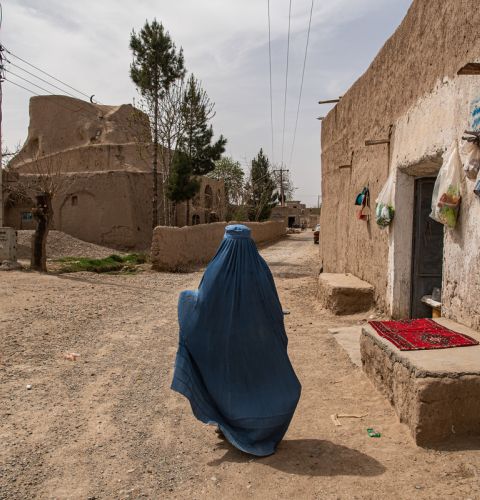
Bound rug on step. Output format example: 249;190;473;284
368;318;479;351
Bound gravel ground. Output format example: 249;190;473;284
2;233;480;499
16;230;126;261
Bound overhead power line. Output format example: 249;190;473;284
2;45;93;100
4;77;40;96
6;59;81;99
5;68;66;97
288;0;314;167
280;0;292;168
5;74;96;120
267;0;274;164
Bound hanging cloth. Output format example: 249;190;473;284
171;224;301;456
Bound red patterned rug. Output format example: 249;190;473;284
368;319;479;351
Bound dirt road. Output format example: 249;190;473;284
2;233;480;499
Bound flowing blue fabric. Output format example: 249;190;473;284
171;224;301;456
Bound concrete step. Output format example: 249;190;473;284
318;273;374;314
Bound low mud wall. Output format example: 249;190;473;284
151;221;285;271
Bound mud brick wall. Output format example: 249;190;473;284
320;0;480;323
150;221;285;271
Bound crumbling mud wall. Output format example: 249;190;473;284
361;325;480;446
6;171;156;250
4;95;227;250
9;95;151;164
151;221;285;271
320;0;480;322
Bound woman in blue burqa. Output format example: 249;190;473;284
171;224;301;457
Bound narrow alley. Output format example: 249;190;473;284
2;234;480;499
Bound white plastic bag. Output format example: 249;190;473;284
375;172;395;228
461;140;480;180
430;141;462;229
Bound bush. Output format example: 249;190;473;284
56;254;147;274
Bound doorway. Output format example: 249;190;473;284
410;178;444;318
288;216;295;228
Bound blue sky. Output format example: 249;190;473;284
3;0;412;206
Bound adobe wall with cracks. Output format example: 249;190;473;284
320;0;480;326
361;326;480;446
6;171;155;250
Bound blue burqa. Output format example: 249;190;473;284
171;224;301;456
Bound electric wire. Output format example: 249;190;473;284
4;77;40;96
5;59;81;100
267;0;274;164
5;68;71;97
280;0;292;168
5;73;96;120
2;45;92;100
288;0;314;167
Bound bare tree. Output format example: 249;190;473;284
130;83;186;226
157;80;187;225
4;152;74;271
2;143;22;168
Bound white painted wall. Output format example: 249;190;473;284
387;76;480;328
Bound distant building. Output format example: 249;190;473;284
3;96;225;250
270;200;319;228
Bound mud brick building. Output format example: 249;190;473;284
4;96;225;250
320;0;480;330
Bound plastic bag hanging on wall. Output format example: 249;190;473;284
355;187;370;221
474;179;480;198
375;172;395;228
430;141;462;229
461;141;480;180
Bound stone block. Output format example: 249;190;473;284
318;273;374;314
0;227;17;262
361;318;480;447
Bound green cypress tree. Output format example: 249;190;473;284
246;149;278;221
167;74;227;224
130;19;186;228
166;152;200;226
179;75;227;176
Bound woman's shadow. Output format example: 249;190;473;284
208;438;385;477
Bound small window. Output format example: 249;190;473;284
21;212;33;221
71;195;78;206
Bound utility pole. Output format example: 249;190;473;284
273;166;289;207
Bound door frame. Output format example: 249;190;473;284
386;159;443;318
409;177;444;318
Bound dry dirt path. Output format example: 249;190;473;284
2;233;480;499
